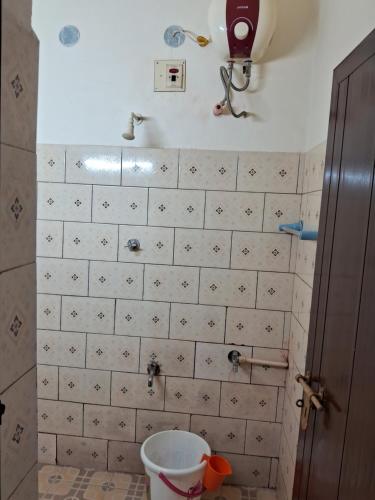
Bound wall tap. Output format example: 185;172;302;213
147;361;161;387
228;350;241;373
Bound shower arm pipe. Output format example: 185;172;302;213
239;355;289;369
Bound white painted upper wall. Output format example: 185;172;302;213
305;0;375;149
32;0;317;152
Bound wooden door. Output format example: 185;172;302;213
294;29;375;499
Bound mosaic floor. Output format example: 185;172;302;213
38;465;278;500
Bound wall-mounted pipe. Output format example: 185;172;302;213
228;350;289;372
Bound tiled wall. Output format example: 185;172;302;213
36;145;302;487
0;1;39;499
277;143;326;499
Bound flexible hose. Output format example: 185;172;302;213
219;61;251;118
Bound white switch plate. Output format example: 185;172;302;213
154;59;186;92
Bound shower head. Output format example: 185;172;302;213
122;113;144;141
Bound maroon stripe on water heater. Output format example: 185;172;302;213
226;0;260;59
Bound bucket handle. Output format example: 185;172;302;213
158;473;205;498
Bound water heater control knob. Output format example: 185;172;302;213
234;21;250;41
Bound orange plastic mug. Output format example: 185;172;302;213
201;454;232;491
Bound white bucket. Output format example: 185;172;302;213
140;430;211;500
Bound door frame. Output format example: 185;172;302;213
293;28;375;499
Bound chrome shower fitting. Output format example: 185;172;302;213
228;350;241;373
147;361;161;387
125;239;141;251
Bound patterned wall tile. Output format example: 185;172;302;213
66;146;121;185
276;388;285;423
205;191;264;231
178;149;238;191
289;315;308;373
300;192;321;231
115;299;170;338
89;261;144;299
37;257;88;296
263;194;301;233
174;228;231;268
122;147;179;188
84;404;136;441
251;348;288;387
37;365;58;400
59;367;111;405
61;296;115;334
278;430;295;499
245;421;281;458
38;399;83;436
86;334;140;372
295;239;317;287
302;142;326;193
170;303;225;343
111;373;165;411
140;338;195;377
37;144;66;183
191;415;246;454
37;220;63;258
0;145;36;271
108;441;144;474
64;222;118;261
195;343;252;383
220;382;278;421
37;183;92;222
292;275;313;332
37;330;86;368
225;308;284;348
118;225;174;265
282;396;300;466
37;294;61;331
144;264;199;303
231;232;291;272
0;264;36;392
221;452;271;488
148;188;205;228
57;435;107;470
92;185;148;224
199;268;257;308
256;272;294;312
136;410;190;443
237;152;299;194
165;377;220;416
38;433;56;465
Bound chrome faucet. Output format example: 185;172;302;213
147;361;161;387
228;350;241;373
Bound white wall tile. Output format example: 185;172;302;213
263;194;301;233
115;300;170;338
195;343;252;383
220;382;278;421
140;338;195;377
144;265;199;303
37;330;86;368
237;152;299;194
174;229;231;268
136;410;190;443
38;399;83;436
84;404;136;441
57;435;107;470
86;334;140;372
37;293;61;331
165;377;220;416
37;257;88;296
92;185;148;224
111;372;165;411
276;388;285;423
37;365;58;400
199;268;257;308
37;144;65;182
89;261;144;299
256;272;294;312
118;225;174;265
38;433;56;465
63;222;118;261
292;275;313;331
122;147;178;188
66;145;121;185
148;188;205;228
170;303;225;343
190;415;246;454
300;192;321;231
231;232;291;272
61;296;115;334
226;308;284;348
251;348;288;387
205;191;264;231
221;453;271;488
59;367;111;405
178;149;237;191
37;183;92;222
295;239;317;287
37;220;63;257
245;421;282;458
302;142;326;193
289;315;308;373
108;441;143;474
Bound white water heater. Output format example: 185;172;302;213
209;0;277;62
